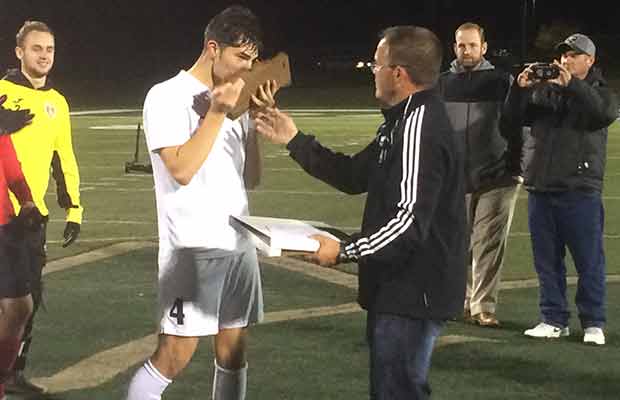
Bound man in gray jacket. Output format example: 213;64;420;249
438;22;523;327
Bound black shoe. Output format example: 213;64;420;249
5;371;47;395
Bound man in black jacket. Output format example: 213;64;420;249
505;33;618;345
256;26;466;400
438;22;523;327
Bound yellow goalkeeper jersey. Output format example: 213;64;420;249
0;70;83;223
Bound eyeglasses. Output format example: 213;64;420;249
368;62;410;73
368;62;394;72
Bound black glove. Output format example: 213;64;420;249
192;90;211;118
62;222;81;248
16;205;44;232
0;95;34;134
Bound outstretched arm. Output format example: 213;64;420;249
255;108;372;194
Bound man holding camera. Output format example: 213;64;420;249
505;34;618;345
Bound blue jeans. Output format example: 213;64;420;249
367;311;444;400
528;191;606;328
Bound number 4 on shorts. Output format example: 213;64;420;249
170;298;185;325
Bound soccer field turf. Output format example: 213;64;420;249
19;110;620;399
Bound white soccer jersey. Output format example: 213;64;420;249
143;70;252;251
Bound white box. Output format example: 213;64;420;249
230;215;348;257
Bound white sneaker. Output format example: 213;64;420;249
524;322;570;338
583;327;605;345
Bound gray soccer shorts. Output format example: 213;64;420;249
158;246;263;336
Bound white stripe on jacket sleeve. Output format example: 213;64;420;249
345;103;425;259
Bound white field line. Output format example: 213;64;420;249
80;182;132;187
78;167;153;172
77;187;360;194
72;108;379;117
42;240;620;293
71;109;142;115
509;231;620;239
81;151;134;155
35;241;618;393
284;108;377;113
79;115;141;119
263;255;358;289
99;177;151;181
46;237;157;245
31;323;493;394
89;125;139;130
41;215;620;240
73;182;620;204
292;114;380;119
80;187;154;192
49;219;155;225
39;232;620;242
84;132;140;137
43;241;154;276
501;274;620;289
262;255;620;290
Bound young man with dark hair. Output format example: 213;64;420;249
0;20;83;395
0;97;38;400
438;22;523;327
125;6;276;400
507;33;618;345
256;25;466;400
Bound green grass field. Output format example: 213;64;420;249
14;104;620;400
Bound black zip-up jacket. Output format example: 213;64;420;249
286;89;467;320
504;66;618;192
438;59;522;193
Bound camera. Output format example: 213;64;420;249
527;63;560;81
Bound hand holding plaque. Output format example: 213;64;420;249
228;52;292;120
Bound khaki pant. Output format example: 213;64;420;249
465;184;520;316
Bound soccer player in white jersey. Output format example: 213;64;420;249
126;6;276;400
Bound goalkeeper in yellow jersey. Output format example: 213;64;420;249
0;20;83;395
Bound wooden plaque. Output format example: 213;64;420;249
228;52;292;120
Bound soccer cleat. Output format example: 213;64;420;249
4;371;47;395
524;322;569;338
583;327;605;345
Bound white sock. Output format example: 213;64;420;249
126;359;172;400
212;360;247;400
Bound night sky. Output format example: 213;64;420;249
1;1;618;103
